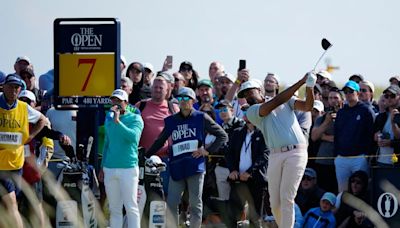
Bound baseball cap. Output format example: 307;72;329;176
389;76;400;83
179;61;193;71
218;73;235;83
313;100;324;112
320;80;337;88
349;74;364;82
304;168;317;178
342;80;360;92
316;70;332;81
360;80;375;93
143;62;154;73
20;67;35;77
237;80;260;98
383;85;400;95
110;89;128;101
4;74;25;87
156;72;174;83
177;87;196;100
321;192;336;206
18;90;36;102
215;99;233;109
197;79;213;88
15;56;31;64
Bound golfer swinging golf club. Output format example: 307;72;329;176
238;70;316;228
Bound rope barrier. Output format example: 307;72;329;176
48;153;399;162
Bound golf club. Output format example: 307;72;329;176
313;38;332;71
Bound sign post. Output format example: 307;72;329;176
54;17;120;171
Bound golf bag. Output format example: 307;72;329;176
56;137;99;228
124;148;167;228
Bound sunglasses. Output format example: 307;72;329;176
360;88;369;93
176;96;191;101
219;107;229;112
180;67;192;72
384;93;396;99
343;89;355;94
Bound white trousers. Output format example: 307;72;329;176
334;155;369;192
267;149;308;228
104;167;140;228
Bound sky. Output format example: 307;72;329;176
1;0;399;88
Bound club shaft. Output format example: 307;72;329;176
313;49;328;71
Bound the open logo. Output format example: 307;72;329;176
377;192;398;218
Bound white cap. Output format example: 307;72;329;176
237;80;261;98
313;100;324;112
15;56;31;64
143;62;154;72
361;80;375;93
316;70;332;81
110;89;128;101
18;90;36;102
219;73;235;83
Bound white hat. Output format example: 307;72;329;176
237;80;261;98
110;89;128;101
313;100;324;112
143;62;154;72
361;80;375;93
15;56;31;64
316;70;332;81
219;73;235;83
18;90;36;102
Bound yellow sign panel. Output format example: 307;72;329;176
59;53;115;96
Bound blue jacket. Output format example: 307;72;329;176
146;109;227;180
302;207;336;228
334;102;375;156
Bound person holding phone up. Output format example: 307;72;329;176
99;89;144;228
373;84;400;166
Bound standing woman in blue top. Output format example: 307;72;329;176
99;89;144;228
146;87;227;228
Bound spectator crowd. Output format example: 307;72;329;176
1;55;399;228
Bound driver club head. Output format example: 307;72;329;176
321;38;332;51
313;38;333;70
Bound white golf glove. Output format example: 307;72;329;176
306;71;317;88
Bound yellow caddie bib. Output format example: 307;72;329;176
0;101;29;170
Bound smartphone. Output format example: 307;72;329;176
166;55;173;69
239;59;246;71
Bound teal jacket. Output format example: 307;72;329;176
102;111;144;168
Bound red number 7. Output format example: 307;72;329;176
78;58;96;91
